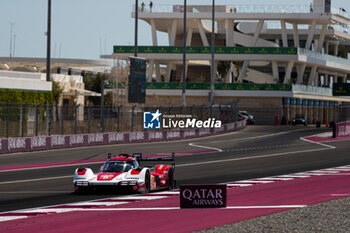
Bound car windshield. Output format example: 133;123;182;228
101;161;135;172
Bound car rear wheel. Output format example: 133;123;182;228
143;170;151;194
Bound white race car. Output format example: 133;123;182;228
73;153;175;193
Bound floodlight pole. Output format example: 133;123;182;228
46;0;51;82
210;0;215;105
182;0;187;107
134;0;138;57
9;22;15;58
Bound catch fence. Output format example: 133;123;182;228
0;102;238;138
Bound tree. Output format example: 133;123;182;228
52;80;64;121
83;72;112;105
52;80;64;105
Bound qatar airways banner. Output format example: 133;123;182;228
334;121;350;138
180;184;227;208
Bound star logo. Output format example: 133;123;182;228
150;110;162;123
143;110;162;129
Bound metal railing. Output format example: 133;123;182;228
292;85;332;96
132;4;348;17
337;103;350;122
132;4;310;13
132;3;349;31
298;48;350;67
0;102;239;138
331;6;349;18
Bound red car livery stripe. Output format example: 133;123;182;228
109;156;135;161
130;169;141;175
155;165;170;174
97;172;124;181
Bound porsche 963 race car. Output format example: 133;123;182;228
73;153;175;193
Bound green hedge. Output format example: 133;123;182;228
0;89;53;105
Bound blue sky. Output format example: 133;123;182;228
0;0;349;60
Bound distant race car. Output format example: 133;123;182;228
239;111;255;125
73;153;175;194
292;114;307;126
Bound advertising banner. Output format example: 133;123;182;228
114;46;298;55
180;184;227;208
335;121;350;138
333;83;350;96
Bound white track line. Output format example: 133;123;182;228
308;170;339;174
296;172;326;176
234;180;274;184
151;191;180;195
324;168;350;171
178;147;331;168
226;205;306;209
0;175;72;185
0;161;105;173
210;129;306;143
18;208;83;214
256;177;294;181
227;184;253;187
0;191;70;194
80;207;180;211
188;143;223;152
316;173;350;176
300;137;336;149
110;196;167;200
277;175;311;178
50;205;306;211
0;216;28;221
67;202;128;206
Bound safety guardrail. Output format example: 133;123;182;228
0;120;246;154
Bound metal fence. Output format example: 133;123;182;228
337;103;350;123
0;102;238;138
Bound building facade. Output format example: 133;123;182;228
108;0;350;124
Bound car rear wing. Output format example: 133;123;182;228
132;152;175;169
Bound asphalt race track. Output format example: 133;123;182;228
0;125;349;232
0;125;349;213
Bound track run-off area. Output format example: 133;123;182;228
0;125;349;232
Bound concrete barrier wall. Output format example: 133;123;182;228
334;121;350;138
0;120;246;155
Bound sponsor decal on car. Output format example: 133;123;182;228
151;175;156;189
